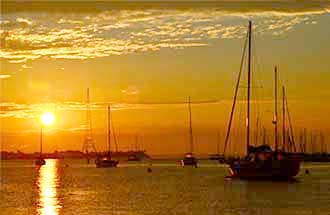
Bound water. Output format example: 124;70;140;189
1;159;330;215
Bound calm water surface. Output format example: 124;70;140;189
1;159;330;215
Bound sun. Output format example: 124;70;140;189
40;112;55;126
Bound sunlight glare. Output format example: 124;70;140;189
40;112;55;126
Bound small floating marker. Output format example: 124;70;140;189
305;169;310;175
147;167;152;173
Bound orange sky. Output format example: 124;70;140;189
1;1;330;154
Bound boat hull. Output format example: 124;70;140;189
181;157;198;167
228;157;301;180
95;159;119;168
35;158;46;166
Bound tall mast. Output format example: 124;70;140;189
320;131;324;153
310;131;314;154
135;135;138;151
111;114;119;153
217;132;220;154
222;23;248;155
303;128;307;153
246;20;252;154
274;66;278;153
262;126;266;145
82;88;97;157
188;96;193;153
107;105;111;155
284;90;297;152
299;132;304;153
282;86;286;152
40;127;43;157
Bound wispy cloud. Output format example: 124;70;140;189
121;86;139;96
0;5;329;62
0;74;11;79
16;17;32;26
0;100;223;119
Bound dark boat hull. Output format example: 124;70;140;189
228;157;301;180
127;154;141;161
181;157;198;167
95;159;119;168
35;158;46;166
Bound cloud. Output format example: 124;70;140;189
0;74;11;79
0;4;329;62
21;64;32;69
121;86;139;96
15;17;33;27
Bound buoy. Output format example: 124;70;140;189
147;167;152;173
305;169;310;175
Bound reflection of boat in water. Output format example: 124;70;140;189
95;105;119;168
224;21;300;180
181;97;198;167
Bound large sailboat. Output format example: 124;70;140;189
95;105;119;168
224;21;300;180
181;97;198;167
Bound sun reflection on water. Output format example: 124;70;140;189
36;159;61;215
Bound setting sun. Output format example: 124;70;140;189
40;112;55;126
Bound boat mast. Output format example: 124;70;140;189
247;20;252;154
310;131;314;154
262;126;266;145
135;135;138;151
111;115;119;153
303;128;307;153
299;132;304;153
188;96;194;153
39;127;43;157
282;86;286;152
217;132;220;154
274;66;278;153
320;131;324;153
284;90;297;152
107;105;111;155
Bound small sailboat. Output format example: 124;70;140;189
181;97;198;167
95;105;119;168
35;127;46;166
224;21;300;180
209;132;225;162
128;135;141;161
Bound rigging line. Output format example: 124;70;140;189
111;112;119;153
223;28;249;155
284;89;297;152
237;91;245;156
108;105;111;154
251;30;262;146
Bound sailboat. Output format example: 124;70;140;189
35;127;46;166
224;21;301;180
127;135;141;161
209;132;225;162
181;97;198;167
95;105;119;168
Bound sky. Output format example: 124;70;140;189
1;1;330;155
